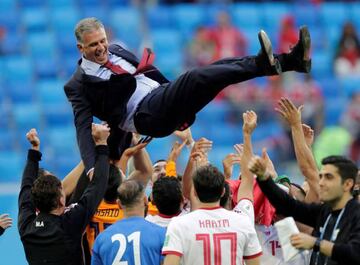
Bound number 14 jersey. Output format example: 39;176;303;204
162;202;262;265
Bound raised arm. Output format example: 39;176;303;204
236;110;258;202
62;161;84;198
182;138;212;200
276;97;320;203
248;155;322;228
64;83;95;174
18;129;42;235
64;123;110;233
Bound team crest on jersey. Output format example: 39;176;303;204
35;221;44;227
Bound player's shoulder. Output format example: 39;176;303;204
143;218;166;233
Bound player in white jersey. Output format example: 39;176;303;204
162;165;262;265
145;176;185;227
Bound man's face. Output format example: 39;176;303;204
152;161;166;183
319;164;348;204
77;28;109;65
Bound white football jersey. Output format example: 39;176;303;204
162;204;262;265
255;224;310;265
146;210;188;228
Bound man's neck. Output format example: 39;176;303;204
330;193;352;211
49;208;63;216
123;207;145;218
197;201;220;209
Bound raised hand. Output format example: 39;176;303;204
91;123;110;145
302;124;314;147
262;147;278;178
26;128;40;151
275;97;303;127
242;110;257;134
0;213;12;230
192;137;213;155
248;155;269;181
168;141;187;162
190;151;208;168
222;153;241;179
173;128;194;146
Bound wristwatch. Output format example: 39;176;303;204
313;238;321;252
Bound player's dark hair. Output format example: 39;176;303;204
193;165;225;203
220;181;230;208
152;177;182;216
322;155;358;191
31;174;62;213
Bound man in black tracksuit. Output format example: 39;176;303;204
249;155;360;265
18;124;110;265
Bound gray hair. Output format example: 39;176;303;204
74;17;105;44
117;179;145;208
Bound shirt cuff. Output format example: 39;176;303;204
28;149;42;161
95;145;109;155
166;161;177;177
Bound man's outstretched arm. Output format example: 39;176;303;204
248;155;322;228
276;97;320;203
64;123;110;234
18;129;42;235
64;83;95;174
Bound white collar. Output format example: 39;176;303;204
80;55;103;75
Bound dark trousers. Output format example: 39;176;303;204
134;55;270;137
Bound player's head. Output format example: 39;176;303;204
117;179;146;210
75;17;108;65
152;159;167;183
354;170;360;201
319;155;358;204
104;164;122;203
152;177;183;216
192;165;225;203
31;174;66;213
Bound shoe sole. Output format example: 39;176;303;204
299;26;311;61
258;30;282;74
258;30;275;66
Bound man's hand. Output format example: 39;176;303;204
243;110;257;134
275;97;303;127
173;128;194;146
191;137;213;155
0;214;12;230
302;124;314;147
248;155;269;181
262;148;278;179
190;151;208;168
290;233;316;250
26;128;40;151
91;123;110;145
123;142;149;158
222;153;241;179
168;141;187;162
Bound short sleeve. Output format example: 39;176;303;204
243;224;262;260
161;219;183;257
91;239;103;265
233;199;255;224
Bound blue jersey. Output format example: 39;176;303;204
91;216;166;265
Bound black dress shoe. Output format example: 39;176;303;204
288;26;312;73
256;30;282;75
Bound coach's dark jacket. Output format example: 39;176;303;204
64;44;168;173
18;146;109;265
257;177;360;265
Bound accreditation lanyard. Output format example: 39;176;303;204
315;207;345;265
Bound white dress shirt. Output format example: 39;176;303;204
80;53;160;132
